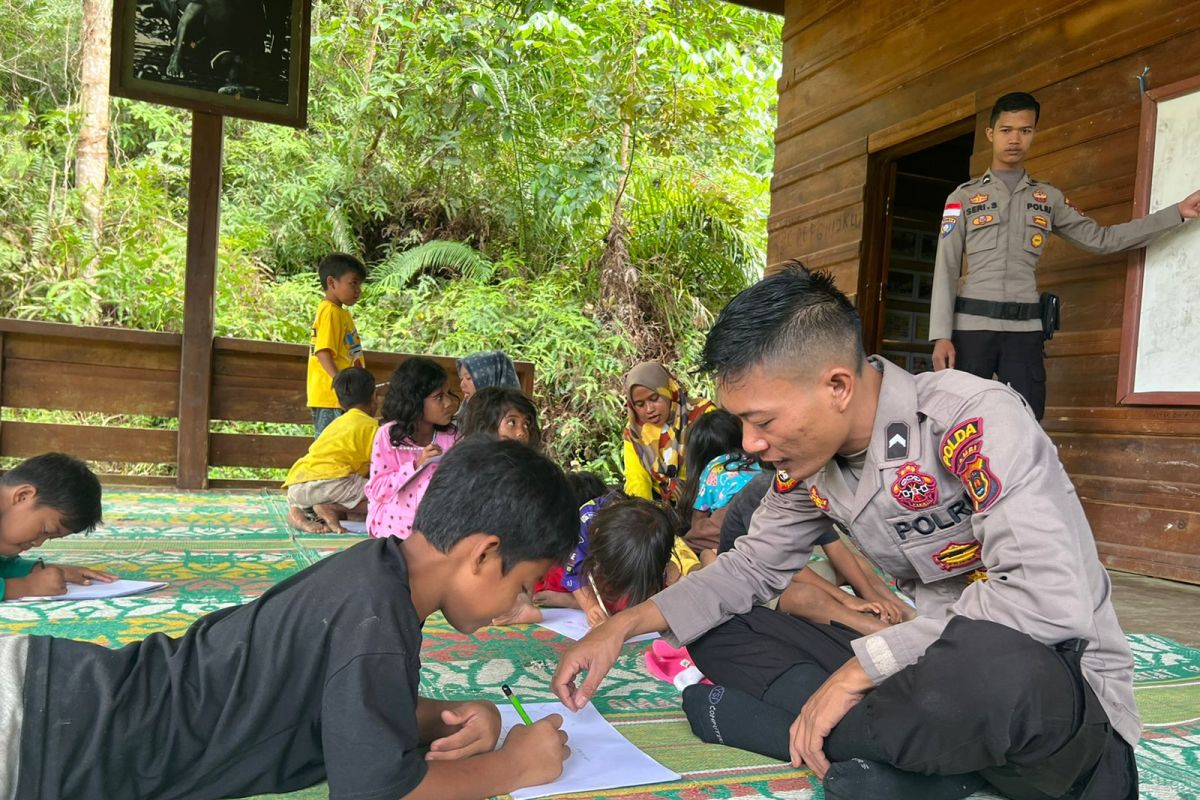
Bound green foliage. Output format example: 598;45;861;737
0;0;780;476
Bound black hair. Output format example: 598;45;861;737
1;452;102;533
380;356;457;448
333;366;377;411
459;386;542;449
676;408;753;528
566;471;608;511
317;252;367;290
700;263;865;385
989;92;1040;127
413;435;578;571
583;497;679;607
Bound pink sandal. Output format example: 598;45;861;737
643;639;711;690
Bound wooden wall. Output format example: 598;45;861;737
770;0;1200;582
0;319;534;489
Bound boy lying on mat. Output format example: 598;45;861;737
1;437;573;800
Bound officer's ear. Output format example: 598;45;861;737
824;366;855;413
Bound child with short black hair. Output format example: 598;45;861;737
0;452;111;600
0;437;577;799
460;386;541;449
307;253;368;438
534;492;700;627
366;357;459;539
284;367;379;533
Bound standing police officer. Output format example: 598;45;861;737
930;92;1200;419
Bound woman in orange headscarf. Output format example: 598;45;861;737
621;362;715;506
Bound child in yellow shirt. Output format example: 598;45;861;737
285;368;378;533
307;254;367;438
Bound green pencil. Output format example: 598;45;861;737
502;684;533;726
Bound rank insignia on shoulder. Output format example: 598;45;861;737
774;470;801;495
971;214;994;226
941;216;958;238
1032;189;1049;203
808;484;831;512
1031;233;1044;248
969;193;989;204
890;462;939;511
933;540;982;572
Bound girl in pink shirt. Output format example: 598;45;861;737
366;357;459;538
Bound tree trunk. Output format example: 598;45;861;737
77;0;111;257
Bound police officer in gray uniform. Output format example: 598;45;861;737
931;92;1200;419
553;266;1139;800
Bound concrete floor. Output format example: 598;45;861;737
1109;570;1200;648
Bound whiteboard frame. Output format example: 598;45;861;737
1117;74;1200;406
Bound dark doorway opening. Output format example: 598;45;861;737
860;127;974;374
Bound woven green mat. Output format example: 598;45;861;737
2;489;1198;800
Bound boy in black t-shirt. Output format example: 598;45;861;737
2;436;577;800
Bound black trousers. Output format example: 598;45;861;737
952;330;1046;420
688;609;1138;800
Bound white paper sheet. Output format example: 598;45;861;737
338;520;368;534
16;579;167;602
535;607;659;643
498;702;679;799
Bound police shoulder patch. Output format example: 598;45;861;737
940;418;983;474
774;470;801;495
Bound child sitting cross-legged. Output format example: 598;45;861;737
1;452;111;601
366;357;459;540
533;491;700;627
0;437;576;800
459;386;541;449
283;367;379;533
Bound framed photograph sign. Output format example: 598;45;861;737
110;0;312;128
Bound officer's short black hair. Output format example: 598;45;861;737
0;453;102;533
413;435;577;572
317;252;367;290
333;367;377;410
990;92;1040;127
700;262;865;384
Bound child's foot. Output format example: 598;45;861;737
288;505;332;533
312;504;347;533
492;595;544;626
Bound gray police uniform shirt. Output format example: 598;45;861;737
929;169;1184;341
651;356;1141;748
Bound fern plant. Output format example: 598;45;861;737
373;240;496;290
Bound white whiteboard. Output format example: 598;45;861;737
1133;88;1200;394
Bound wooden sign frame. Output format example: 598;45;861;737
110;0;311;128
1116;74;1200;406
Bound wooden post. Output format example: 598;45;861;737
177;112;223;490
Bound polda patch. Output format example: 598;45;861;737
933;540;983;572
960;453;1003;512
941;216;958;238
890;462;939;511
808;484;831;512
774;470;801;495
940;418;983;474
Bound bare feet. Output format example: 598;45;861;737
532;590;579;609
312;503;347;533
491;594;544;626
288;505;331;534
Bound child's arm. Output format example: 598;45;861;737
364;428;421;504
2;561;66;599
417;697;500;758
314;348;338;379
403;715;569;800
822;540;912;623
573;587;608;627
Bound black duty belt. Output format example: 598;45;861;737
955;297;1041;321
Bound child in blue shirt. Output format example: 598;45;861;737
676;409;763;554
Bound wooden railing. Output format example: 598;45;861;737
0;318;533;489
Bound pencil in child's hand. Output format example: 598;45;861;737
502;684;534;726
587;573;610;619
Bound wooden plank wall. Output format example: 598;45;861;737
0;319;534;488
771;0;1200;582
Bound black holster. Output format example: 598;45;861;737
1040;292;1061;341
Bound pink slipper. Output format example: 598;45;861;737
643;639;711;690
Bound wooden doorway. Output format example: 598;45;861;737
860;123;973;371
